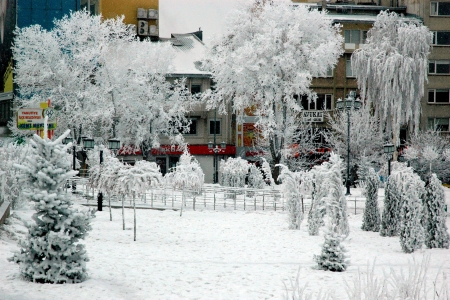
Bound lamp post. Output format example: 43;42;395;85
336;91;361;195
208;140;226;184
383;143;395;177
83;137;120;211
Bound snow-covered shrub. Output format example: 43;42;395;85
322;153;349;238
261;158;275;186
361;167;381;232
424;174;449;249
165;150;204;195
220;157;249;188
403;129;450;182
9;131;92;283
380;175;402;237
307;166;327;236
247;164;265;190
277;164;303;230
0;142;32;209
314;225;349;272
397;169;426;253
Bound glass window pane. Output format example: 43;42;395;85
351;30;360;44
431;2;438;15
191;84;201;94
301;96;309;111
436;89;450;102
362;31;368;44
346;60;354;77
325;95;332;110
429;61;436;73
436;62;450;74
428;118;435;129
316;96;324;110
437;32;450;45
428;90;435;102
344;30;351;43
309;100;315;110
210;120;221;135
438;2;450;15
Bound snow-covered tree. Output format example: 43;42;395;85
165;149;204;195
314;225;349;272
12;10;194;148
326;104;384;180
399;170;425;253
361;168;381;232
277;164;303;230
307;166;328;236
203;0;343;181
380;174;402;237
352;11;432;149
424;174;449;249
220;157;249;188
322;153;350;238
0;142;32;209
9;130;92;283
247;163;265;191
261;157;274;187
403;129;450;182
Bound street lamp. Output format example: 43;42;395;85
83;138;120;211
384;143;395;177
336;91;362;195
208;140;226;183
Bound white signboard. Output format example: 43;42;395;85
302;111;324;122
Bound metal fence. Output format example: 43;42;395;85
67;177;384;214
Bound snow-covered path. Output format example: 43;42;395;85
1;201;449;300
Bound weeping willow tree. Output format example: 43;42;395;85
352;11;432;150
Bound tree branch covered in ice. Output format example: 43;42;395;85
203;0;343;180
352;11;432;145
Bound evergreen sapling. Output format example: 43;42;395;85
361;168;381;232
9;130;93;283
424;174;449;249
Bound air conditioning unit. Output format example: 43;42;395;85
148;9;158;19
149;25;159;36
137;8;147;19
138;20;149;36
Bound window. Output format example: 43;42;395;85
0;100;12;126
190;84;202;94
431;2;450;16
184;119;197;135
209;119;221;135
428;117;450;131
344;30;368;44
428;89;450;103
429;60;450;74
432;31;450;45
300;94;332;111
318;67;333;78
346;59;355;77
172;118;197;135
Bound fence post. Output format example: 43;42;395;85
354;198;357;215
151;190;154;208
193;195;196;211
262;192;265;210
254;196;256;211
214;191;216;210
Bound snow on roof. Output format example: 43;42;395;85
326;13;418;24
165;33;211;77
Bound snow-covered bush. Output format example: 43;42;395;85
9;130;92;283
0;142;32;209
220;157;249;188
165;150;204;195
396;168;426;253
277;164;303;230
322;153;349;238
247;164;265;190
307;166;327;236
403;129;450;182
380;174;402;237
361;168;381;232
424;174;449;249
314;225;349;272
261;158;274;186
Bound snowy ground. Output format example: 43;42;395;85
1;188;449;300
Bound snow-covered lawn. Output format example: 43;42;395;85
1;189;449;300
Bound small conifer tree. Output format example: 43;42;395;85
278;164;303;229
10;130;92;283
314;225;349;272
361;168;381;232
424;174;449;249
247;163;265;190
380;176;402;237
307;167;327;236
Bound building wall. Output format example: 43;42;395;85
100;0;157;24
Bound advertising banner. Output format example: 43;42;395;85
16;108;57;130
